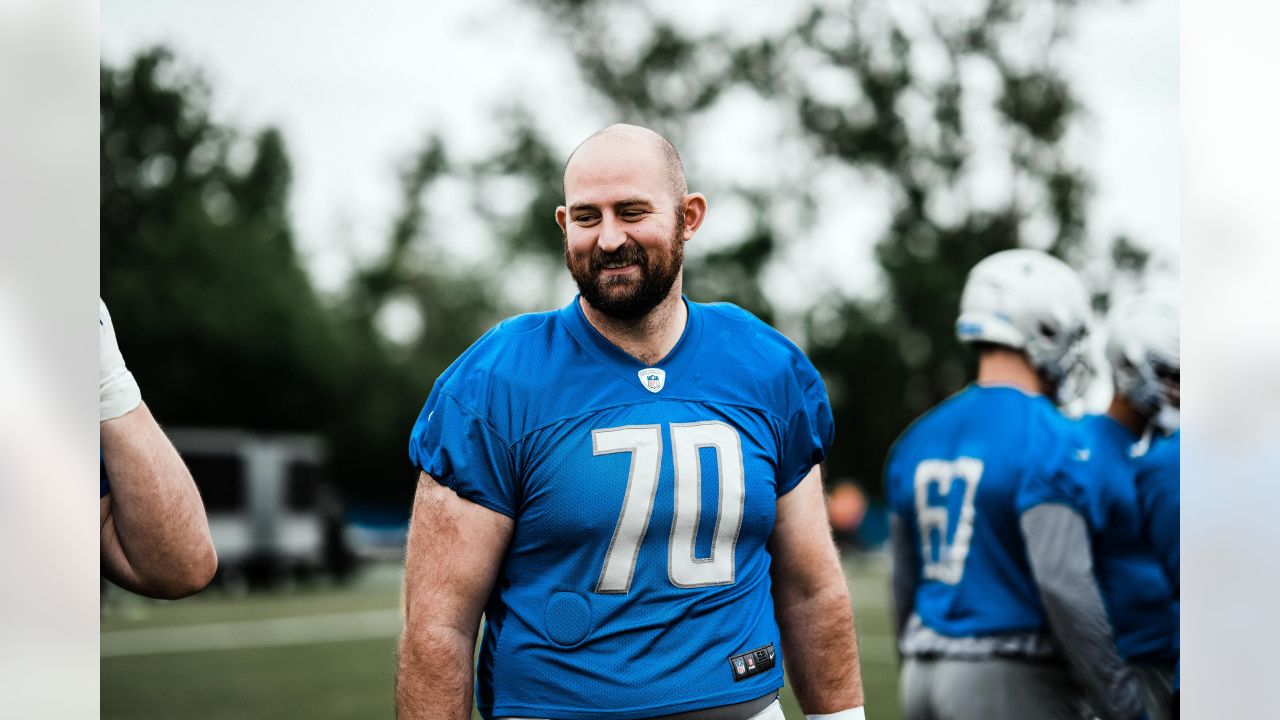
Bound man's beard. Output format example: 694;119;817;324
565;214;684;322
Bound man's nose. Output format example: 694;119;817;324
597;215;628;252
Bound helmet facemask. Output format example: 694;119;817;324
955;249;1094;408
1028;319;1092;405
1105;291;1180;433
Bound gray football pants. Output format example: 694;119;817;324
900;657;1091;720
1131;660;1176;720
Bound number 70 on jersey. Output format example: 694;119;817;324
593;422;745;594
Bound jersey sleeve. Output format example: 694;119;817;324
408;388;517;517
776;361;834;496
1138;436;1180;589
1015;417;1094;523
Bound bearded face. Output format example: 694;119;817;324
565;210;685;321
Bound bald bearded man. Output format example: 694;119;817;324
396;125;866;720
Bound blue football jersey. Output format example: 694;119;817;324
886;385;1094;637
408;297;833;720
1078;415;1179;661
1135;430;1179;591
1136;430;1180;688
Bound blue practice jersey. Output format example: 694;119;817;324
886;385;1094;638
408;297;833;720
1135;430;1179;591
1136;430;1180;689
1078;415;1179;661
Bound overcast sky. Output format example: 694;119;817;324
101;0;1178;301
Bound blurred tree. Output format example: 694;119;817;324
101;48;341;432
330;134;506;507
101;49;504;509
103;0;1156;510
483;0;1126;496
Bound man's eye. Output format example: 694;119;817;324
620;210;645;219
574;215;599;225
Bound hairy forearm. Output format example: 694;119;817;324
769;469;864;714
396;623;476;720
101;402;216;598
775;583;863;713
398;473;513;719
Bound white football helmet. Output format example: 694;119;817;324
956;249;1093;404
1105;290;1180;432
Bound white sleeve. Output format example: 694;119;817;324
100;298;141;421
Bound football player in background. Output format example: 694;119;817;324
1134;424;1179;718
1079;293;1180;720
100;298;217;598
397;124;866;720
886;249;1146;720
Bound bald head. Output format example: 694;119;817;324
563;124;688;204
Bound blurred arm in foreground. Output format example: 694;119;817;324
99;298;216;599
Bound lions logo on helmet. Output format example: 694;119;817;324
955;249;1093;405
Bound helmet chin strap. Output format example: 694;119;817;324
1153;405;1180;435
1131;425;1156;458
1127;406;1179;459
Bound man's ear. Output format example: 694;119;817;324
555;206;569;233
680;193;708;240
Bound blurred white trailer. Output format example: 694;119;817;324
166;428;339;582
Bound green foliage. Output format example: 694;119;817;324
332;135;507;506
471;109;568;264
101;49;503;507
104;0;1152;508
506;0;1113;496
101;49;341;432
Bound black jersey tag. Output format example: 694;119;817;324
729;643;776;681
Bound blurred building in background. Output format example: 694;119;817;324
168;429;355;587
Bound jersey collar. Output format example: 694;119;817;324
559;294;704;392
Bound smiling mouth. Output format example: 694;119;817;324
600;263;639;275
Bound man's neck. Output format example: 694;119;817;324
1105;395;1149;435
975;347;1049;396
580;284;687;366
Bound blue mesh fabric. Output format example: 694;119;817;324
886;385;1096;637
1078;415;1178;660
408;297;832;720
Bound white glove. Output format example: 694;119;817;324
100;298;141;421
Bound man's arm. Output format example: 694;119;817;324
768;466;864;715
397;472;514;720
1021;504;1145;720
1138;469;1180;592
100;401;217;599
888;513;918;643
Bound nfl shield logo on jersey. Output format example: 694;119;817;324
638;368;666;394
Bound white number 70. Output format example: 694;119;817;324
593;422;745;594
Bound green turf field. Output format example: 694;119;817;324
101;554;901;719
